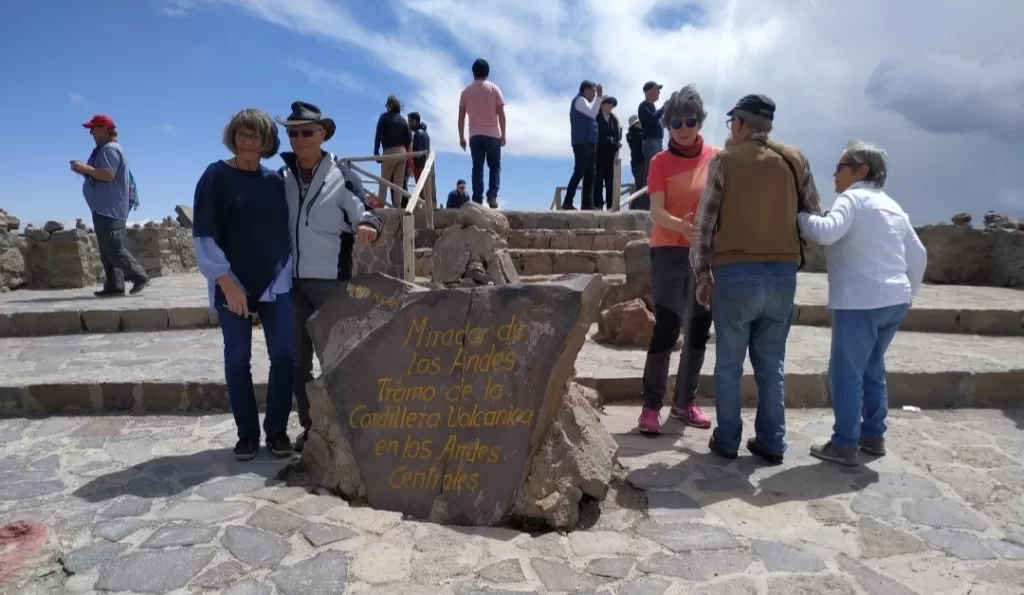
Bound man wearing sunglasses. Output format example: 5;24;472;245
275;101;383;452
690;93;822;465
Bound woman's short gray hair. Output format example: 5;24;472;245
842;141;888;187
222;108;280;159
662;84;707;128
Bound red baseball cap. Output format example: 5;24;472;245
82;114;116;129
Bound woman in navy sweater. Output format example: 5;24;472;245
192;108;296;461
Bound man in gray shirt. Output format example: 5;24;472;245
71;115;149;296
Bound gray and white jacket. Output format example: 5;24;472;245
280;151;382;280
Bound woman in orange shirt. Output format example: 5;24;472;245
637;84;720;434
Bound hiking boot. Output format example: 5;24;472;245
809;441;859;467
637;407;661;434
708;437;738;460
234;438;259;461
859;437;886;457
129;278;150;295
560;203;576;210
746;438;784;465
266;434;293;458
294;429;310;453
487;197;499;209
94;288;124;297
669;403;712;429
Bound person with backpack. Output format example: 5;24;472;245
689;94;823;465
71;114;149;296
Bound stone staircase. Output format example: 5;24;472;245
412;210;651;278
1;211;1022;417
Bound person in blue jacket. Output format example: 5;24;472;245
192;108;295;462
562;80;606;210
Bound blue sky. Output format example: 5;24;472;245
2;0;1021;227
0;0;575;226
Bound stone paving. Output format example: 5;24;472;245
2;407;1023;594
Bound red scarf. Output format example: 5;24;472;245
668;135;704;159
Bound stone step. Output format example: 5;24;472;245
415;228;648;251
3;272;1023;338
1;326;1020;416
410;208;652;232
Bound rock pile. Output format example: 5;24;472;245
0;208;26;291
593;240;659;347
300;272;617;530
430;202;519;287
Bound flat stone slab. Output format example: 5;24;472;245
3;324;1023;415
3;272;1023;336
1;407;1023;594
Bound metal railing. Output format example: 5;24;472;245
547;158;648;211
339;150;436;283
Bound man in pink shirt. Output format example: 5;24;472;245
458;59;506;209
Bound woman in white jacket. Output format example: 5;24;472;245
797;141;927;467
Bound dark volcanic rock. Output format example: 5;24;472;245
302;272;608;528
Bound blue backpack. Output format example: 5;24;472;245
128;169;139;211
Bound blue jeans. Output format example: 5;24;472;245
469;135;501;203
711;262;798;456
829;304;909;448
633;138;663;211
215;288;296;442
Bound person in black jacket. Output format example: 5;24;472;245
408;112;434;208
626;115;645;195
373;95;412;207
594;97;622;210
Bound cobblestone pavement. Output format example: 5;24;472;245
2;407;1023;594
4;272;1024;314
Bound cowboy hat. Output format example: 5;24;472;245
275;101;336;141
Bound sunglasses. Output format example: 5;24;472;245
287;129;320;138
835;161;856;173
670;118;699;129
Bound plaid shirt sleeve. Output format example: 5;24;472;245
801;157;824;216
689;154;724;283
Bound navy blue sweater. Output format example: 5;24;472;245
637;101;665;141
192;161;290;299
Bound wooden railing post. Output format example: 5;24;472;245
612;158;622;211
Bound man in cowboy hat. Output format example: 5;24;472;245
72;114;149;297
626;114;645;196
275;101;383;452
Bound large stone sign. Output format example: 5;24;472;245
301;272;617;529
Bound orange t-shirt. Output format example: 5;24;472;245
647;144;719;248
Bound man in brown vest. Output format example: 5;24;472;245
689;93;822;465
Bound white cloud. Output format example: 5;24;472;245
156;123;177;133
167;0;1024;221
290;58;368;95
69;92;87;106
159;0;197;17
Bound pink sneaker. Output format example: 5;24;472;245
670;403;712;429
637;407;662;434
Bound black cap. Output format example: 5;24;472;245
726;94;776;121
642;81;663;92
456;179;466;186
601;96;618;107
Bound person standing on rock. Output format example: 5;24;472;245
459;58;506;209
594;97;622;210
636;85;717;435
798;141;926;466
275;101;382;453
562;80;605;210
690;94;823;465
72;114;149;297
408;112;434;208
626;115;645;197
634;81;666;211
373;95;412;207
192;108;295;461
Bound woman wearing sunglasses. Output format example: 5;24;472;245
275;101;383;454
192;107;295;461
636;84;719;435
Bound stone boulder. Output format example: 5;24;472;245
0;210;27;291
593;298;654;347
431;202;518;286
951;212;972;226
175;204;194;229
301;272;615;530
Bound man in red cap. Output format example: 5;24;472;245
71;115;149;296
